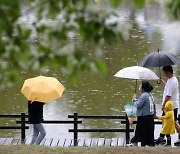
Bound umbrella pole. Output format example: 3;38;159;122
159;66;161;79
158;49;162;83
135;79;137;93
157;67;162;84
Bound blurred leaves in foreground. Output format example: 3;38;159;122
0;0;179;88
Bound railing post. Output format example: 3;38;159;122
73;113;78;146
178;114;180;140
125;115;130;145
21;113;26;144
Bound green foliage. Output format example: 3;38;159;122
111;0;122;8
94;60;107;74
133;0;145;8
168;0;180;19
0;0;125;87
0;0;179;88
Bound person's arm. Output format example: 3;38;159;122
134;94;146;109
162;80;174;110
153;103;156;116
162;96;171;110
157;112;171;120
159;79;166;86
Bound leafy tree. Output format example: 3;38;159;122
0;0;179;88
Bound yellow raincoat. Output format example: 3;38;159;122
157;101;175;135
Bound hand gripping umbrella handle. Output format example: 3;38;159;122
157;75;161;84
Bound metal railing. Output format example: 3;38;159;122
0;113;179;146
0;113;82;144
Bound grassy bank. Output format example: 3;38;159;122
0;145;180;154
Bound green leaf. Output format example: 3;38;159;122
49;6;56;19
37;7;44;20
168;0;180;19
111;0;122;8
94;60;107;74
48;0;60;19
74;50;84;61
38;45;52;54
133;0;145;8
20;41;30;52
24;29;32;39
103;28;116;43
81;63;90;71
70;68;79;83
55;55;68;67
82;0;88;7
36;25;47;34
9;71;21;82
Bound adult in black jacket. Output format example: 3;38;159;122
28;101;46;145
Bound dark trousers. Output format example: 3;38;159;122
160;133;170;138
131;115;155;146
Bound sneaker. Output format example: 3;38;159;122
126;143;134;147
156;137;165;146
127;142;138;147
174;140;180;146
166;137;171;146
164;144;171;147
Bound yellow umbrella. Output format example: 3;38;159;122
21;76;65;103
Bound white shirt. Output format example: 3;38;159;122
162;76;179;109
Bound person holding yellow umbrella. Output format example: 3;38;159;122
21;76;65;145
28;101;46;145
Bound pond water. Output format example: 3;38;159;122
0;0;180;143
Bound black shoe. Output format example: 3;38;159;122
156;137;164;145
162;139;166;145
156;137;163;145
174;140;180;146
164;144;171;147
166;137;171;146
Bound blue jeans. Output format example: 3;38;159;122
30;123;46;145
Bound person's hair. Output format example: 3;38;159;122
162;66;173;74
141;81;153;92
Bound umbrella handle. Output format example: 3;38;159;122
157;77;162;84
157;81;160;84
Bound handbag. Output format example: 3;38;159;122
124;100;137;124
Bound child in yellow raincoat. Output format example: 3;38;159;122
155;101;175;146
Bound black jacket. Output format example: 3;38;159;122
28;101;45;124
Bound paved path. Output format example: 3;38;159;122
0;138;125;147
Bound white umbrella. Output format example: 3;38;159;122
114;66;159;80
114;66;159;93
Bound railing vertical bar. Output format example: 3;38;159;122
178;114;180;140
73;113;78;146
125;115;130;145
21;113;26;144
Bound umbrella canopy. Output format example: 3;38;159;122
138;49;180;78
114;66;159;80
21;76;65;103
114;66;159;93
138;50;180;67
